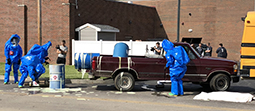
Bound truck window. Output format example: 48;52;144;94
162;45;197;59
181;45;197;59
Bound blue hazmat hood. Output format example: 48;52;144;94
162;39;174;51
5;34;21;47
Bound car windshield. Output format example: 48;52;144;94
189;45;201;58
162;44;200;59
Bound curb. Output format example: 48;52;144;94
70;79;111;84
0;75;109;85
0;75;31;82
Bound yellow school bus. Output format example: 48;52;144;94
240;11;255;78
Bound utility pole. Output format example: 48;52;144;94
38;0;42;45
177;0;180;42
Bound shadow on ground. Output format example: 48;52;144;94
93;81;255;96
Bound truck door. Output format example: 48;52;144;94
181;45;201;82
134;57;166;80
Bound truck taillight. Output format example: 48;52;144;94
92;60;96;70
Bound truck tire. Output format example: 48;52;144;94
209;73;230;91
114;72;135;91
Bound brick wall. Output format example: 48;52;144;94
72;0;167;41
0;0;71;64
0;0;166;65
1;0;251;64
133;0;254;61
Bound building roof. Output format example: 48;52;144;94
75;23;120;32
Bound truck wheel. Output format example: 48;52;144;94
210;74;230;91
114;72;135;91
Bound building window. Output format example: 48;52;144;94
181;38;202;44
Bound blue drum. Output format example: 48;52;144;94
113;43;129;57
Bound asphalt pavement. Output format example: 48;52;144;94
0;75;255;111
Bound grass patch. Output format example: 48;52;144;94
0;62;89;79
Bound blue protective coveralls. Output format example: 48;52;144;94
162;39;190;96
18;41;52;87
4;34;23;84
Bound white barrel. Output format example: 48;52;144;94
49;64;65;89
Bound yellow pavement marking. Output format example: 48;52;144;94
63;93;70;95
75;94;82;96
42;95;49;97
81;91;87;93
77;98;86;101
92;85;97;88
127;92;136;94
115;92;123;94
54;95;62;97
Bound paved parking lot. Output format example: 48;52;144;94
0;78;255;111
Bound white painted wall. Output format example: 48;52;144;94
72;39;162;65
80;27;97;41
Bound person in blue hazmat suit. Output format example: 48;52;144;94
4;34;23;84
162;39;190;96
18;41;52;88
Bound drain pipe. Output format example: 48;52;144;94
38;0;42;45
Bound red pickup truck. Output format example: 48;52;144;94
89;42;239;91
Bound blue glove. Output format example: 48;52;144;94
7;58;11;65
18;59;21;65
